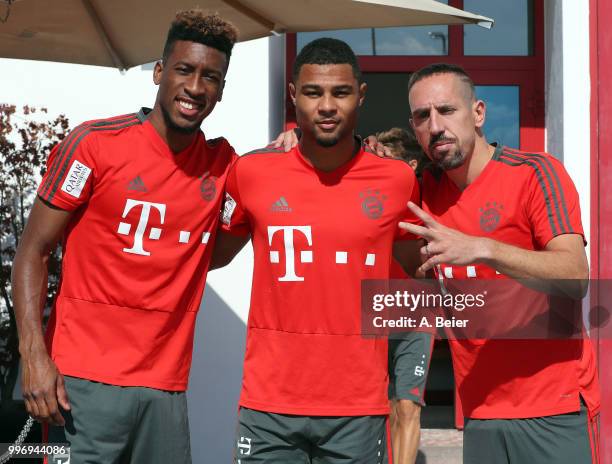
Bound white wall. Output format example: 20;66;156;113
0;37;272;153
1;36;272;462
544;0;591;256
560;0;591;254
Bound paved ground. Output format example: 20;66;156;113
417;429;463;464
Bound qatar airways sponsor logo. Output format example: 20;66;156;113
221;193;237;225
117;199;211;256
61;160;91;198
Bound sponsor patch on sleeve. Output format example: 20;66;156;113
221;193;237;226
60;160;92;199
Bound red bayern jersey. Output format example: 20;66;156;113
421;144;600;419
221;143;420;416
38;109;237;391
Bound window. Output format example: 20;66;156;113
286;0;544;152
464;0;534;56
476;85;520;147
297;0;450;56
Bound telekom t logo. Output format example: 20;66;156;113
117;199;166;256
268;226;312;281
237;436;252;455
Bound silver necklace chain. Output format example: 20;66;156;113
0;416;35;463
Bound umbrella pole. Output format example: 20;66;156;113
0;0;15;24
81;0;127;71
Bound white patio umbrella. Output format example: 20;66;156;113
0;0;493;71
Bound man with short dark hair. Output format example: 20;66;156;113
12;10;294;463
372;128;431;464
212;37;422;463
399;62;601;464
376;125;432;464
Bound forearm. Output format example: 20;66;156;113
11;199;72;424
393;240;423;278
210;253;235;270
210;231;250;270
402;203;588;286
480;237;588;280
12;245;51;358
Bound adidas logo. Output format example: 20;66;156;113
270;196;292;212
128;175;147;192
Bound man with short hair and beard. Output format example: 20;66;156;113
12;10;295;463
212;37;422;463
399;63;601;463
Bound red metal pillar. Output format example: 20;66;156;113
591;0;612;461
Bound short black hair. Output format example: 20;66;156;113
162;10;238;63
376;127;422;162
408;63;475;101
376;127;429;178
293;38;362;82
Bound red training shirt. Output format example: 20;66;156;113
38;109;236;391
421;144;600;419
221;143;420;416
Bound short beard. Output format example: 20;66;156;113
436;150;465;170
161;104;199;135
315;135;340;147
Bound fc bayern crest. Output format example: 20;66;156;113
360;188;387;219
479;201;503;232
200;172;218;201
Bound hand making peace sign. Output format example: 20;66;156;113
399;202;490;275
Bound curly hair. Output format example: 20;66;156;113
162;10;239;63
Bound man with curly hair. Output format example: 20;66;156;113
12;10;290;463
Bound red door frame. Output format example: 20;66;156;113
284;0;545;152
590;0;610;460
